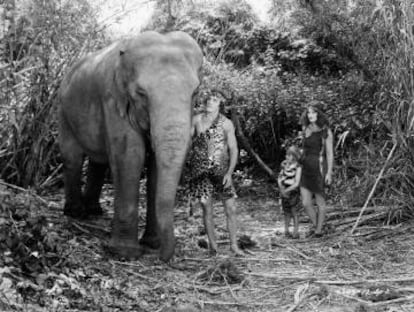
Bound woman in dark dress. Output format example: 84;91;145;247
300;103;334;237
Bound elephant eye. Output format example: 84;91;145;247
135;87;146;97
192;87;199;99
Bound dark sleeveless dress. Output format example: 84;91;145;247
300;129;327;195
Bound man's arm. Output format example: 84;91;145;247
225;119;238;176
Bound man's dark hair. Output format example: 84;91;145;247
209;88;227;102
208;88;227;113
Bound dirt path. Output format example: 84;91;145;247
1;183;414;312
169;195;414;312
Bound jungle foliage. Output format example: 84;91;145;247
0;0;106;189
148;0;414;218
0;0;413;218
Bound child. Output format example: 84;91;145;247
277;146;302;239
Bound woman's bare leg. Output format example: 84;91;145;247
314;193;326;234
300;187;317;228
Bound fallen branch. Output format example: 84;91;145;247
231;108;277;180
351;142;398;234
336;292;414;307
271;242;315;261
247;272;315;282
72;220;110;234
0;180;48;205
287;284;312;312
70;221;91;235
369;294;414;307
315;276;414;285
183;256;294;262
201;299;281;307
123;269;158;282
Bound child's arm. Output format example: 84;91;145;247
277;177;287;197
283;166;302;193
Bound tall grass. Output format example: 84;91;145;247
375;0;414;217
336;0;414;221
0;0;106;190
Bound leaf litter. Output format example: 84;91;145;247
0;180;414;312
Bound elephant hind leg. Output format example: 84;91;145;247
83;160;108;216
60;126;86;218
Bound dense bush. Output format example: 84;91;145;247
0;0;106;189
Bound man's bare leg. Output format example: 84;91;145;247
223;197;244;256
201;197;217;255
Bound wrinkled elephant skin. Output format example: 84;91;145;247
58;31;203;261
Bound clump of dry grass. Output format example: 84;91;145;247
196;259;245;285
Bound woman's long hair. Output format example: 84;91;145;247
299;102;330;129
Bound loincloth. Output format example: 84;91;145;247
186;171;237;202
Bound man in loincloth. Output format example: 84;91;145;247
185;89;243;256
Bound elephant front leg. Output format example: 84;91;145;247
139;152;161;250
107;138;145;260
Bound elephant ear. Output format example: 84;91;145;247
112;50;149;131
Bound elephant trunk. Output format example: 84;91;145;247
148;90;192;261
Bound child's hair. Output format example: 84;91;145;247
286;146;301;161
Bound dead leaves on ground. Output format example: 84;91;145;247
1;182;414;311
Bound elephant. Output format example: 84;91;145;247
58;31;203;261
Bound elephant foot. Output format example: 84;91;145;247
64;201;88;219
139;235;161;250
106;238;143;260
84;201;104;217
159;236;176;262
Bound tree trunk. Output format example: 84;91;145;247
231;108;277;180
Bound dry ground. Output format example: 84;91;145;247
1;181;414;312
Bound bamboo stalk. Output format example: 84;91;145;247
351;142;398;234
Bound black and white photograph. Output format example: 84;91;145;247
0;0;413;311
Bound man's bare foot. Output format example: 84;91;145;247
209;248;217;256
231;246;245;257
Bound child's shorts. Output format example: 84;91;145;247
281;190;301;215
